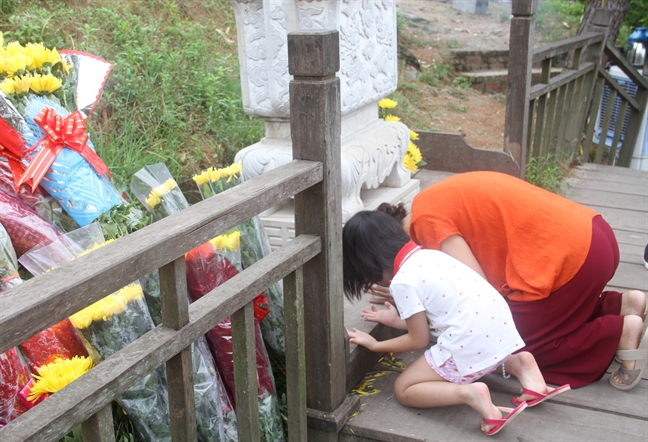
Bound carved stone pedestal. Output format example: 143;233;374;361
230;0;415;229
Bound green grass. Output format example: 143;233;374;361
1;0;263;189
525;153;570;194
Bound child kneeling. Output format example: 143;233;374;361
343;210;570;436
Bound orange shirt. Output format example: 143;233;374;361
409;171;598;302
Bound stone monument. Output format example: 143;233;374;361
229;0;419;247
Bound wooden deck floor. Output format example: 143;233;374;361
342;164;648;441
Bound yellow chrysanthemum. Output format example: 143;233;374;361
384;115;401;123
208;167;222;182
29;73;62;94
209;231;241;251
403;153;418;174
407;141;423;164
27;356;94;402
69;284;144;329
0;79;15;95
2;52;30;78
4;41;24;56
193;170;209;186
76;239;116;258
27;43;61;70
409;130;419;141
378;98;398;109
145;178;178;208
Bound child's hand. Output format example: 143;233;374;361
362;302;400;328
346;327;378;350
367;284;395;305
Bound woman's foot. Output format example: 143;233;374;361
610;316;646;390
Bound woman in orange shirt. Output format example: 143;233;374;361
373;171;646;390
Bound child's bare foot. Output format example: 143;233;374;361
460;382;502;432
504;352;547;402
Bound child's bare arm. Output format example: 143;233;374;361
347;311;429;353
361;302;407;330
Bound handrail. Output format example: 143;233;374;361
597;65;641;110
532;32;604;63
604;42;648;89
529;61;596;99
0;160;323;354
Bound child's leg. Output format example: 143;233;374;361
394;355;504;431
504;351;549;402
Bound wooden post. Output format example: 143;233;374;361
288;30;358;440
81;404;114;442
160;257;198;441
504;0;536;179
575;9;612;163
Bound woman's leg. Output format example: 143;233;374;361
620;290;647;319
394;356;502;425
508;216;624;387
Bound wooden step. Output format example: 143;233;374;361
460;67;563;94
341;348;648;442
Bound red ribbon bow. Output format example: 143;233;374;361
0;117;27;188
17;107;112;190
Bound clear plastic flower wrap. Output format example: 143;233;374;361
193;164;286;361
0;160;78;233
0;348;32;426
0;222;22;291
19;223;236;441
185;238;284;442
130;163;189;221
0;190;63;258
20;97;122;227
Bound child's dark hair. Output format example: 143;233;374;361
377;202;408;222
343;210;410;300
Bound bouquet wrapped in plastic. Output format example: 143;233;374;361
1;40;148;239
193;164;286;360
0;348;31;426
19;223;236;441
134;163;284;441
0;159;77;232
185;236;284;442
0;222;21;291
0;190;63;258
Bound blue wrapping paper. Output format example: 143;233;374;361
21;96;121;226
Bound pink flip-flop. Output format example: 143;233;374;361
482;402;528;436
512;384;571;407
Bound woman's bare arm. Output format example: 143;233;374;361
440;234;487;280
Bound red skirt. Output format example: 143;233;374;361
508;215;623;388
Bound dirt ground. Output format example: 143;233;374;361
395;0;514;150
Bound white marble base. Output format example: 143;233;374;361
261;179;420;250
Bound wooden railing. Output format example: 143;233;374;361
0;160;320;441
582;43;648;166
504;1;647;177
0;30;353;442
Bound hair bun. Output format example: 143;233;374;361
376;202;407;221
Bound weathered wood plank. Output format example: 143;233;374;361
160;257;197;441
503;0;536;176
567;177;647;195
609;262;648;292
566;188;647;212
595;88;617;164
284;268;308;441
343;360;648;441
232;302;260;442
532;59;552;158
604;42;648;90
541;84;560;156
532;32;604;63
289;30;348;418
583;77;606;161
608;100;628;163
416;132;520;176
0;160;322;354
577;162;648;180
529;62;596;100
81;405;114;442
598;67;640;111
0;235;321;441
